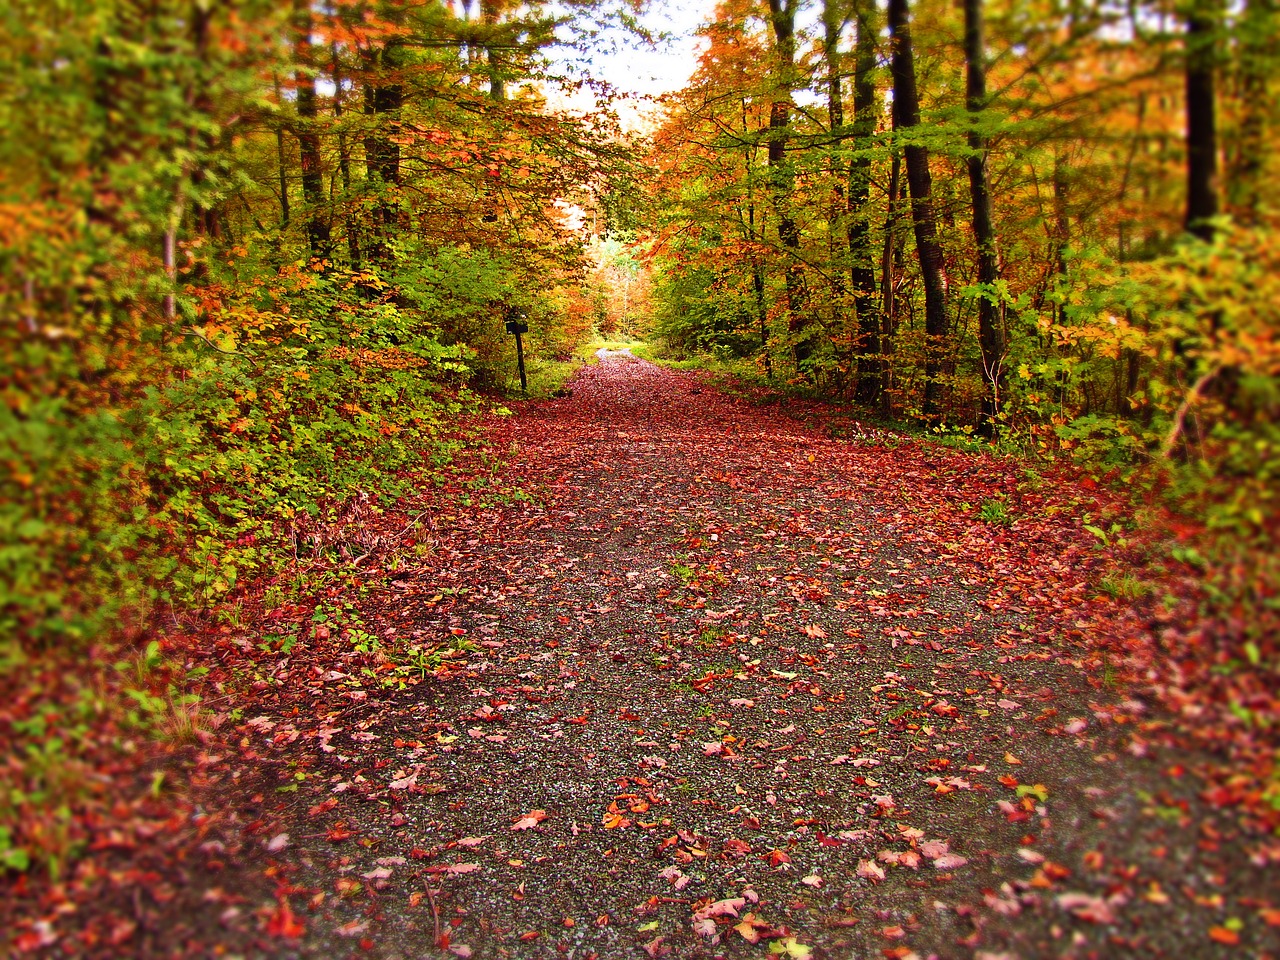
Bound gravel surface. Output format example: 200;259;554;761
247;355;1274;959
15;354;1273;960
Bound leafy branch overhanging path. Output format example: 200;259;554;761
197;356;1278;957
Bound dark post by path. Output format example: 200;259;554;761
505;307;529;393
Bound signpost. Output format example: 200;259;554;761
504;308;529;394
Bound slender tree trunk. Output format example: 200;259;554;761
274;74;291;228
888;0;949;419
880;151;902;420
295;0;331;261
766;0;805;369
822;0;848;321
332;45;361;267
964;0;1003;434
850;0;882;407
482;0;505;101
1227;0;1270;222
1184;0;1218;240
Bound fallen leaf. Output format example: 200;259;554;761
857;860;886;882
1056;892;1116;924
266;898;305;939
1208;926;1240;946
511;810;548;830
768;936;812;958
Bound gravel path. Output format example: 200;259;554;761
125;354;1276;959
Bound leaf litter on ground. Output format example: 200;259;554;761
4;354;1279;958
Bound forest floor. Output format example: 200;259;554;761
6;353;1279;959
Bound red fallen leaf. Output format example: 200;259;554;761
567;713;589;725
693;897;747;921
802;624;827;639
880;924;906;939
1056;892;1115;924
643;935;670;957
998;774;1020;789
327;823;354;842
722;838;752;858
766;849;791;867
14;928;59;952
1208;927;1240;945
1202;786;1237;807
1261;908;1280;927
308;797;339;816
519;930;540;941
266;898;306;939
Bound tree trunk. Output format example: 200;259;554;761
482;0;505;102
1227;0;1270;222
880;151;902;420
332;44;361;267
850;0;882;407
822;0;848;322
963;0;1003;434
1184;0;1218;240
888;0;949;420
273;75;291;228
362;42;405;263
295;0;331;261
766;0;806;369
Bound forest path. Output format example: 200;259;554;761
228;355;1263;959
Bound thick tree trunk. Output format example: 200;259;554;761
766;0;806;369
964;0;1003;434
888;0;949;419
850;0;882;407
1184;1;1218;241
363;43;405;263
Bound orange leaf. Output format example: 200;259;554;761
266;899;305;939
1208;927;1239;946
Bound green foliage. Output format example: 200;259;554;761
978;499;1012;526
2;256;479;650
